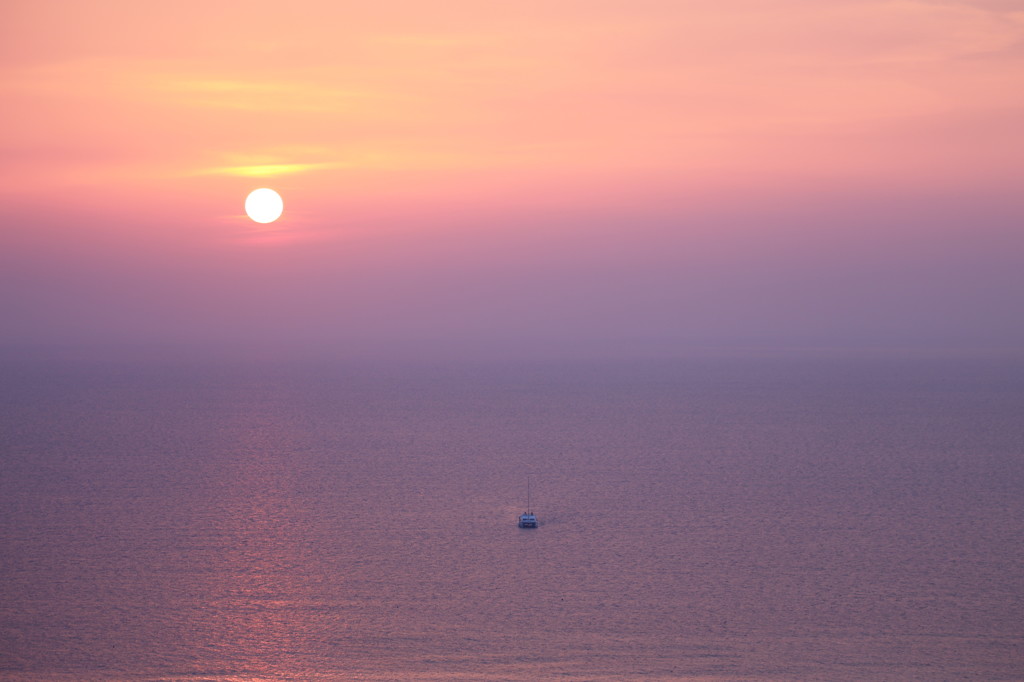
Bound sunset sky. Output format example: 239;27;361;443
3;0;1022;359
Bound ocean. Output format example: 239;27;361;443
1;354;1022;680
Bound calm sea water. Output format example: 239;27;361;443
1;355;1022;680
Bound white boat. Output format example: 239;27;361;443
518;477;538;528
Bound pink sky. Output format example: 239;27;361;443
2;0;1023;359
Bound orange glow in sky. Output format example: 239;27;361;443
2;0;1023;358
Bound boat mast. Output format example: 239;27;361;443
527;476;531;514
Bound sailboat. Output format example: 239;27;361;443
518;477;538;528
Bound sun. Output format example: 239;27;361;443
244;188;284;223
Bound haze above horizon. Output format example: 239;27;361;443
3;0;1023;361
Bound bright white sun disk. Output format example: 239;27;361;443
245;188;283;223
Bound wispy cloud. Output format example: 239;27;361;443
159;77;373;113
201;161;340;178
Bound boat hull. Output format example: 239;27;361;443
518;514;538;528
